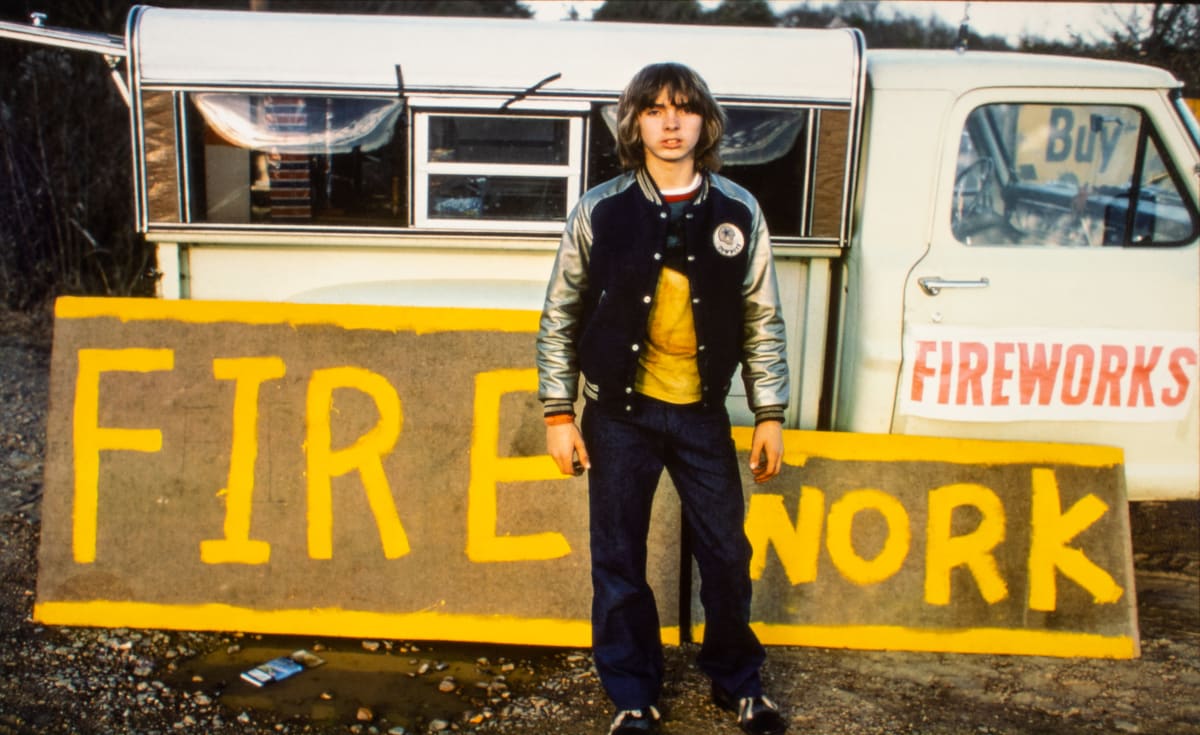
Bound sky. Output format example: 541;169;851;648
525;1;1143;45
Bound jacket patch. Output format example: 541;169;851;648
712;223;745;257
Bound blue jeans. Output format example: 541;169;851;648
581;396;765;710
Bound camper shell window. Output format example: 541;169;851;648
156;91;854;243
414;112;582;230
587;104;843;240
185;93;408;226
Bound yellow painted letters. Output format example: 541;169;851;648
200;357;286;565
925;483;1008;605
306;366;409;560
746;487;825;584
1028;468;1123;611
826;489;910;585
467;369;569;562
72;348;174;563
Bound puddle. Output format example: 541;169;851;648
165;635;562;731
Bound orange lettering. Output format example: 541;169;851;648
1126;346;1161;407
956;342;988;406
1018;343;1061;405
1092;345;1127;407
938;341;953;404
991;342;1015;406
1161;347;1198;407
1061;345;1094;406
911;340;938;402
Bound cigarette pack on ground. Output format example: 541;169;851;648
240;656;305;687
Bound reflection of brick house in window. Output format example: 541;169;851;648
259;97;311;221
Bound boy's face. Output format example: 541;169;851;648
637;87;703;170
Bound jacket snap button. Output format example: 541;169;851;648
653;253;662;260
659;212;668;219
625;404;633;412
643;295;651;303
631;344;639;352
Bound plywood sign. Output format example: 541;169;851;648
36;296;681;646
37;297;1137;658
727;428;1137;658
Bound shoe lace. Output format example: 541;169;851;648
610;706;662;732
737;695;778;722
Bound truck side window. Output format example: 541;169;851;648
185;94;407;226
952;103;1198;247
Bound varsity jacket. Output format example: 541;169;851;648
536;168;789;422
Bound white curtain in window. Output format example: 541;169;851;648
193;94;403;154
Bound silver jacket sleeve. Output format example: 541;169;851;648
535;199;593;414
739;201;791;416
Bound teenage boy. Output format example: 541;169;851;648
536;62;789;735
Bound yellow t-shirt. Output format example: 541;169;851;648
635;266;702;403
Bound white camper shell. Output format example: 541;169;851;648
111;7;865;435
1;7;1197;500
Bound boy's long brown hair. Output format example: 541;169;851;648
616;62;726;173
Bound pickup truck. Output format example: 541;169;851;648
3;6;1197;501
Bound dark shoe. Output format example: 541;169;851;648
712;684;788;735
608;705;661;734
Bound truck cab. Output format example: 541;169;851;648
845;50;1199;500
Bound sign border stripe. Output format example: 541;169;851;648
34;602;1136;659
54;296;541;334
732;427;1124;468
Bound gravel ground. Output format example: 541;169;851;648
0;306;1197;735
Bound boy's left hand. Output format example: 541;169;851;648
749;420;783;483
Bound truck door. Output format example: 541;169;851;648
896;90;1200;501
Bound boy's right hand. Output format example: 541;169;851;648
547;422;590;476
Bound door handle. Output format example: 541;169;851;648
918;276;990;296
